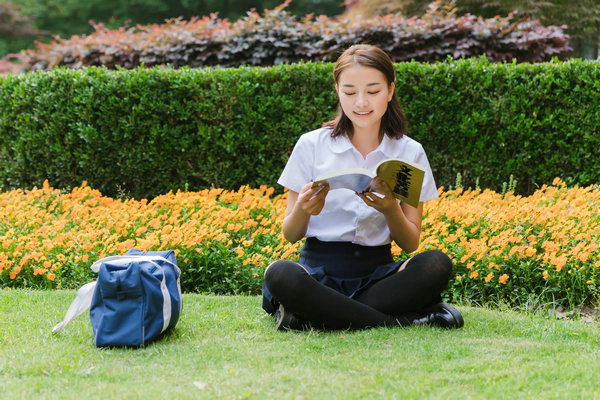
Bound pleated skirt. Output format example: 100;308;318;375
262;237;406;314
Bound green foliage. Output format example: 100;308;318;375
0;2;46;37
1;58;599;198
3;2;572;73
396;57;600;194
0;63;335;198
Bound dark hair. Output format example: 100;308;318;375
322;44;408;140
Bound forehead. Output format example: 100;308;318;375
337;64;388;86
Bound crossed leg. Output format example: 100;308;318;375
263;250;452;330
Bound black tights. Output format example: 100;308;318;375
263;250;452;330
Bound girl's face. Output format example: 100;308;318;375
336;64;395;134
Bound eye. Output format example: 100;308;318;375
368;91;381;95
343;92;355;96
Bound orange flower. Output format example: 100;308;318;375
9;266;21;280
2;179;600;294
577;252;590;263
550;255;567;272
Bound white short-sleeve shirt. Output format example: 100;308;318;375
278;127;438;246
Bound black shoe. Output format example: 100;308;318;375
275;304;308;331
411;302;464;329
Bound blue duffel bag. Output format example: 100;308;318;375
53;249;183;348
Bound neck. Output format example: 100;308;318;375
350;127;382;158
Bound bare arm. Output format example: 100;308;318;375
356;178;423;253
282;182;329;244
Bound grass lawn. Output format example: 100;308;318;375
1;289;599;399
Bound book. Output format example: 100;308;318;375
312;158;425;208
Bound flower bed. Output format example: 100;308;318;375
1;179;598;308
422;178;600;307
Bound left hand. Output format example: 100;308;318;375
356;178;400;215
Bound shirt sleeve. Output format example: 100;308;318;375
277;133;315;193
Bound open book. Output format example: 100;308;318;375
313;158;425;208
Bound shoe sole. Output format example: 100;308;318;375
439;303;464;329
275;304;297;330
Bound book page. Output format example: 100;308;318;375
314;168;374;193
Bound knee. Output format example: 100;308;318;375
431;250;452;279
422;249;453;280
264;260;306;296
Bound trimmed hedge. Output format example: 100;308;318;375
1;58;599;198
0;64;336;198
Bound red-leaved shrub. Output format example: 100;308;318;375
2;0;571;73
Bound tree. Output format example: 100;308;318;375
0;2;46;38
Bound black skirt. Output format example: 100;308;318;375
262;237;406;314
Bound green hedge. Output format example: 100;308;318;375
1;59;599;198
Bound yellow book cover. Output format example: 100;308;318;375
313;158;425;208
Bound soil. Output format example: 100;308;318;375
554;304;600;324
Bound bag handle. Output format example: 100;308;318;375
90;255;180;274
52;281;97;333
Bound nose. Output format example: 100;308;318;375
356;92;369;107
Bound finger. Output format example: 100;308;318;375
357;192;374;205
305;184;326;200
306;187;328;211
306;199;326;215
371;178;391;196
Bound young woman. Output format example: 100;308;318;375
262;44;464;330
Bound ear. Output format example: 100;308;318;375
388;82;395;102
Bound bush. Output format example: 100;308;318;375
0;63;336;198
1;59;599;198
1;181;599;309
426;179;600;307
398;58;600;194
1;1;571;73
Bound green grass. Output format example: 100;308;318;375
1;289;599;399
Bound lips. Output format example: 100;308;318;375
354;111;372;117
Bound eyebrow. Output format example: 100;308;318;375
341;82;384;88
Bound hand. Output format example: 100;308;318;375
356;178;399;215
295;181;329;216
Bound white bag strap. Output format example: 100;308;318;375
90;255;181;274
52;281;97;333
91;255;178;332
53;254;180;334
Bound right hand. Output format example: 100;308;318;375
294;181;329;216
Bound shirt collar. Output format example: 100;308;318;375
378;134;401;159
330;134;354;154
329;132;400;158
